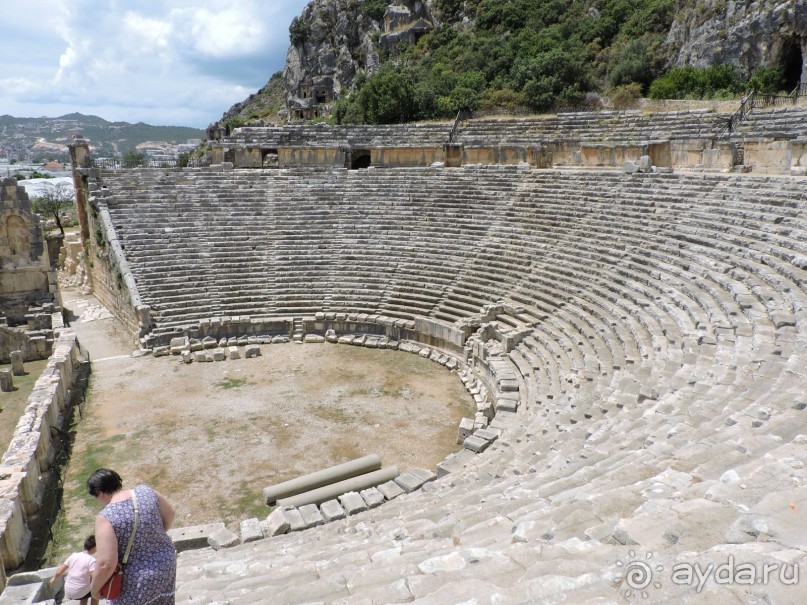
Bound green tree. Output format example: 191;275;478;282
32;181;73;235
122;150;148;168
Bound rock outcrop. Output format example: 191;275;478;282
666;0;807;86
283;0;383;120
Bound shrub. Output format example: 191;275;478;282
609;40;652;88
481;88;528;111
746;66;786;95
609;82;643;109
648;64;742;99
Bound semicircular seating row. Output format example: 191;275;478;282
98;166;807;603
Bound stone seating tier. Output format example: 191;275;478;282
72;165;807;602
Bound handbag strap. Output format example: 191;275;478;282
121;488;139;565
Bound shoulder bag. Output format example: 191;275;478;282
100;489;139;600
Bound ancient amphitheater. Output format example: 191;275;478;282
2;105;807;603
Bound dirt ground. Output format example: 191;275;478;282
51;289;474;562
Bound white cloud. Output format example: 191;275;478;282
0;0;310;126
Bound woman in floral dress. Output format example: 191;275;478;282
87;468;177;604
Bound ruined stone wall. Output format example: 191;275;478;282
0;179;57;325
81;199;148;344
0;333;86;571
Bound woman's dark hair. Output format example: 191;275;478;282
86;468;122;497
84;535;96;551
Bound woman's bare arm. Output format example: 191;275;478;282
89;515;118;599
153;488;176;530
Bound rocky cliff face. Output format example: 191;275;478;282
666;0;807;86
284;0;381;120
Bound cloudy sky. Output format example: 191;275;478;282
0;0;311;128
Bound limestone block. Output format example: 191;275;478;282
623;160;639;173
168;522;226;552
218;338;227;348
262;507;290;537
320;499;346;522
169;336;189;353
338;491;368;515
464;435;491;453
271;336;288;344
189;339;203;352
457;418;475;445
245;345;261;358
282;507;306;532
10;351;24;376
181;351;192;364
410;468;436;484
304;334;325;343
228;346;240;360
194;352;211;363
394;473;427;494
212;348;226;361
153;346;169;357
239;518;263;544
360;487;385;509
202;336;217;349
638;155;652;172
325;329;338;343
208;526;239;550
474;428;499;443
227;337;238;347
0;370;13;392
496;398;518;413
298;503;325;528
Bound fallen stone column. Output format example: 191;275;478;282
275;466;399;508
263;454;382;505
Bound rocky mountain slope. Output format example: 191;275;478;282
223;0;807;123
0;114;205;162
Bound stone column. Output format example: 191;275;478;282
0;369;13;392
10;351;24;376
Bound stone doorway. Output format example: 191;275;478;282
779;36;803;91
350;150;371;169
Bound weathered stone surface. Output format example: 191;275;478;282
282;507;306;532
299;503;325;528
228;346;241;360
338;491;368;515
208;526;239;550
320;499;346;522
262;507;290;537
169;522;227;552
359;487;385;508
0;369;13;392
239;518;264;544
245;344;261;358
377;480;405;501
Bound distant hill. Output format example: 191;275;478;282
0;114;206;162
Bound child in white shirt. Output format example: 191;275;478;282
50;535;98;605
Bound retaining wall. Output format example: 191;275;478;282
0;333;86;571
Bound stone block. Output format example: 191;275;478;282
169;336;189;353
377;480;405;500
474;428;499;443
202;336;217;349
394;473;426;494
298;503;325;528
239;518;263;544
181;351;192;364
212;348;226;361
153;346;169;357
168;522;226;552
338;491;368;515
262;507;290;537
359;487;385;509
194;352;211;363
320;499;346;522
282;507;306;531
496;398;518;413
304;334;325;343
0;369;13;392
208;527;239;550
10;351;24;376
638;155;652;172
228;346;241;360
410;468;437;484
325;329;338;343
245;345;261;358
623;160;639;174
456;418;474;448
463;435;491;453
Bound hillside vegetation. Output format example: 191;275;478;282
332;0;790;124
